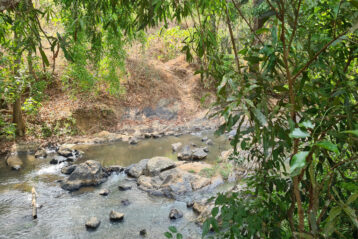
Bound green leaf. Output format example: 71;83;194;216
324;207;342;235
347;193;358;205
290;151;309;176
289;128;310;138
164;232;173;238
202;220;210;236
341;130;358;136
342;205;358;229
211;207;219;217
39;47;50;66
168;226;177;233
217;76;228;94
315;141;339;154
253;108;268;127
176;233;183;239
256;28;269;34
299;121;314;129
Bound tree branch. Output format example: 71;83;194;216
225;1;240;71
291;31;348;82
232;0;264;45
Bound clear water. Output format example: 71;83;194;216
0;132;229;239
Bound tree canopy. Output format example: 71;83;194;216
1;0;358;238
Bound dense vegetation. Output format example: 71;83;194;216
1;0;357;238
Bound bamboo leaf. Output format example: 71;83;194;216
299;120;314;129
342;130;358;136
289;128;310;138
315;141;339;154
39;47;49;66
290;151;309;176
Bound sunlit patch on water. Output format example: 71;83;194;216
35;163;64;176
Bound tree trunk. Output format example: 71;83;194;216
12;97;25;136
12;14;26;137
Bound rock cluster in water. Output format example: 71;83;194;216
126;156;221;199
60;160;109;191
177;145;208;161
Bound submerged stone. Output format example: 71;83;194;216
85;217;101;229
99;189;109;196
169;208;183;220
6;156;23;171
109;210;124;221
118;184;132;191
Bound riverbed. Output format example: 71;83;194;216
0;132;230;239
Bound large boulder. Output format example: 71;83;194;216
60;160;108;191
177;145;192;160
146;157;175;176
6;155;23;170
177;146;208;161
137;167;211;198
191;148;207;160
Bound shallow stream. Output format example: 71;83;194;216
0;132;230;239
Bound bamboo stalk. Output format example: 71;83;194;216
31;187;37;219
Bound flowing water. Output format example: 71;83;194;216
0;132;230;239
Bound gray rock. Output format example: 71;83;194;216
105;165;124;174
201;136;208;142
50;155;68;164
121;199;130;206
146;157;175;176
137;175;153;189
109;210;124;221
191;148;207;160
202;147;209;153
129;137;138;145
35;149;47;158
127;158;149;178
169;208;183;220
140;229;147;236
58;146;73;157
85;217;101;229
118;184;132;191
61;165;77;175
151;132;161;138
99;189;109;196
186;201;194;208
206;139;213;145
60;160;108;191
191;176;211;190
171;142;182;152
6;156;23;170
177;145;192;161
